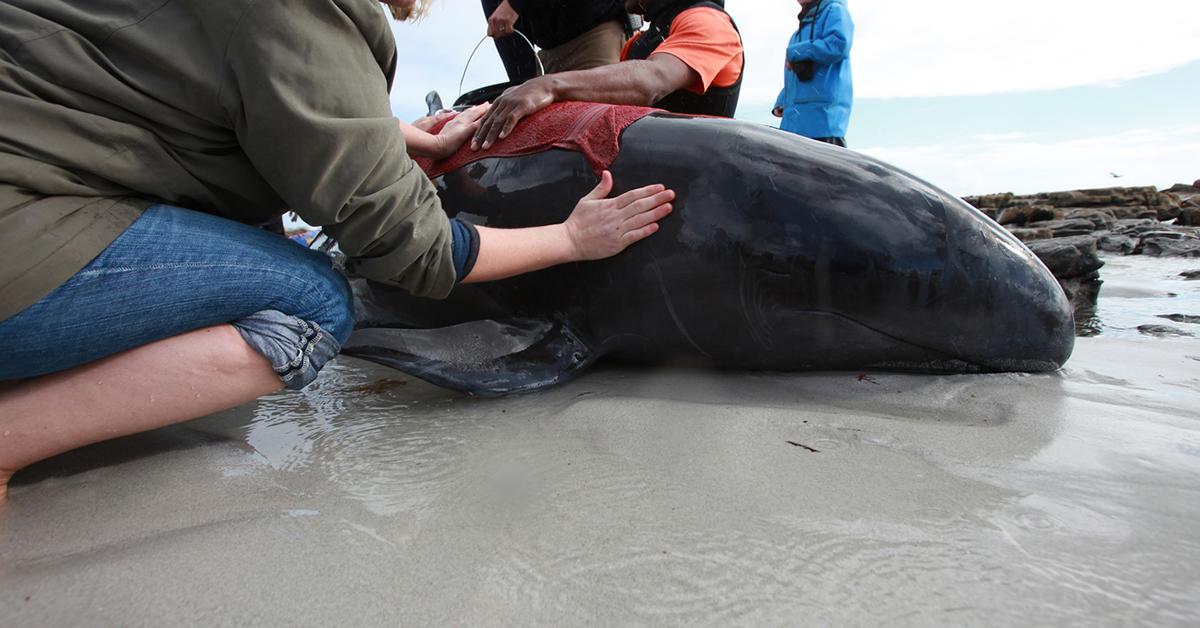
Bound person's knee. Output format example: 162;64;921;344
230;246;355;389
290;252;356;346
310;264;355;345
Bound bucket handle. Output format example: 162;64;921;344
457;30;544;100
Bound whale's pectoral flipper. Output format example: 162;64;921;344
340;318;595;397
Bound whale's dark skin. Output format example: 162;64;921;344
344;112;1075;395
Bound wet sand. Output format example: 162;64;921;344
2;256;1199;625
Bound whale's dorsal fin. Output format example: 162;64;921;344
340;318;595;397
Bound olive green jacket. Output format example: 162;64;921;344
0;0;455;323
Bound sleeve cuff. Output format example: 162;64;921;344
450;217;481;282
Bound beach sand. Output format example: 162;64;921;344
2;255;1198;625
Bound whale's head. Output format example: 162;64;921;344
608;116;1074;372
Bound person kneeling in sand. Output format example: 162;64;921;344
0;0;675;504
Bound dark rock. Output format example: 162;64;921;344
1160;207;1183;220
1126;208;1162;221
1063;208;1117;230
1007;227;1053;242
963;192;1015;209
1026;235;1104;279
1098;234;1137;254
1178;208;1200;226
1112;219;1161;236
1138;230;1189;241
1026;218;1097;237
1182;270;1200;280
1164;183;1198;194
1150;191;1181;208
1039;188;1147;208
1158;314;1200;325
998;204;1057;226
1085;205;1158;220
1042;190;1085;207
1138;324;1194;338
1195;179;1200;189
1055;186;1156;208
1059;271;1102;336
1135;233;1200;257
1156;194;1183;221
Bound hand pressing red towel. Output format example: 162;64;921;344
415;102;657;179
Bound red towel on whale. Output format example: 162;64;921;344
414;102;655;179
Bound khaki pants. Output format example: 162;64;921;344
538;20;627;74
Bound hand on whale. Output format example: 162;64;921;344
471;78;555;151
565;171;675;260
461;171;674;283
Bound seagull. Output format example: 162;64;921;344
1110;172;1123;179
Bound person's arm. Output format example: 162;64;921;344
787;4;853;65
462;171;674;282
398;120;446;158
222;2;462;297
471;58;694;150
472;55;693;149
473;7;740;149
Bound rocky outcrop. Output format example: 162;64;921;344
1138;324;1194;338
965;180;1200;335
965;185;1187;221
1158;314;1200;325
1024;236;1104;317
1162;183;1200;223
1025;236;1104;279
964;181;1200;268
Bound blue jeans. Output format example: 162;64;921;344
0;205;354;389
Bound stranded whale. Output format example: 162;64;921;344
344;104;1074;396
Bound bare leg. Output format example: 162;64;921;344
0;325;283;505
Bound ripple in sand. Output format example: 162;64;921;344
475;519;1069;624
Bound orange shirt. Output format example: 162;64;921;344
621;8;744;95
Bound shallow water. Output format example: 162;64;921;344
2;260;1199;626
1082;253;1200;339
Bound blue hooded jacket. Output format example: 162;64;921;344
775;0;854;140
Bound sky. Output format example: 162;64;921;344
386;1;1200;196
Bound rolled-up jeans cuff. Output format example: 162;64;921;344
232;309;340;390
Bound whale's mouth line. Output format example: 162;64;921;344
754;307;992;370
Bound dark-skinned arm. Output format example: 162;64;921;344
472;53;698;150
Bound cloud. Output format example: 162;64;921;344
389;9;508;120
733;0;1200;103
859;124;1200;196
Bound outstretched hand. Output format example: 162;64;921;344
432;103;491;158
471;78;555;151
564;171;675;261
